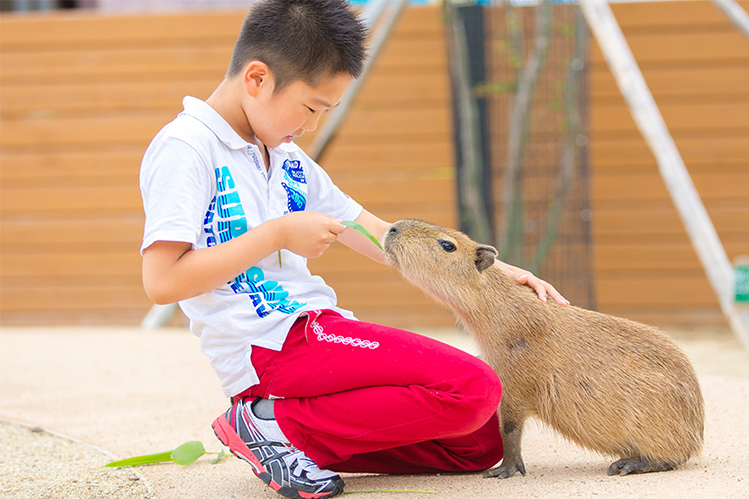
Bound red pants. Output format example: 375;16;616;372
235;309;503;474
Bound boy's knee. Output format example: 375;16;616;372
456;359;502;432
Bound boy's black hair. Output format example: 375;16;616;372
227;0;368;92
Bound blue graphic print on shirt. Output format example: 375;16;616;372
281;159;307;213
229;267;303;318
203;165;305;318
203;166;248;247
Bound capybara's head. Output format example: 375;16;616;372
383;219;498;305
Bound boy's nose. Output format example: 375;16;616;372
303;115;321;133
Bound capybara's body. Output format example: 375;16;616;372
383;219;704;478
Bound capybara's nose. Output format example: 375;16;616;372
388;225;398;235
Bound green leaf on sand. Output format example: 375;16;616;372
342;220;383;251
170;440;206;465
104;440;207;468
211;448;230;464
104;450;175;468
343;490;436;495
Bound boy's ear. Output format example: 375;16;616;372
242;60;270;97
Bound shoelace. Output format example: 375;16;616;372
285;446;335;480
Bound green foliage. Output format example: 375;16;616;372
342;220;383;251
343;491;436;495
104;440;228;468
170;440;206;465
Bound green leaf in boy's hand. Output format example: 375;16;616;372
341;220;383;251
171;440;206;465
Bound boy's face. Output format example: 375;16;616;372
248;71;352;149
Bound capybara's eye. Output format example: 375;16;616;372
438;239;456;252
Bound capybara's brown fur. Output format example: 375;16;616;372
383;219;704;478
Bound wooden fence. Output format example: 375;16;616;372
1;1;748;328
589;0;749;325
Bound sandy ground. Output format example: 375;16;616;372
0;324;747;499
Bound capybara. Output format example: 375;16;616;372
383;219;704;478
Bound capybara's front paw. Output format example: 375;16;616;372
484;459;526;478
607;458;674;476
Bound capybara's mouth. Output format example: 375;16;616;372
382;228;399;267
382;241;398;267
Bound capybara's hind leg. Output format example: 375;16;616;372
607;458;675;476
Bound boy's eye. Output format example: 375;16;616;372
305;106;317;113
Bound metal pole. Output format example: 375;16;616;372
711;0;749;42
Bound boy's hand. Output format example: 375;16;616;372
275;212;345;258
493;260;570;306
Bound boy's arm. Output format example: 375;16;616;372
142;212;345;304
338;210;568;305
337;209;391;265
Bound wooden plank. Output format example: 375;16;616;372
0;149;145;183
591;66;749;102
0;252;141;278
0;114;170;148
337;178;454;205
590;30;749;66
333;107;451;137
595;242;749;271
593;207;749;237
591;135;749;168
596;276;718;307
0;310;158;326
355;70;450;107
0;45;230;74
592;102;749;134
597;308;726;327
610;0;749;30
0;186;141;213
321;141;454;171
0;217;144;249
393;5;446;35
0;281;150;312
592;172;749;202
0;10;243;49
0;81;214;117
374;38;447;70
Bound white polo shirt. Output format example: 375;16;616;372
140;96;362;397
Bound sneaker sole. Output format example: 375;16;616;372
212;414;341;499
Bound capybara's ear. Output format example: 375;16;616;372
475;245;498;272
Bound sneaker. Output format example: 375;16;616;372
212;397;345;499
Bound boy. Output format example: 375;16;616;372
140;1;567;498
